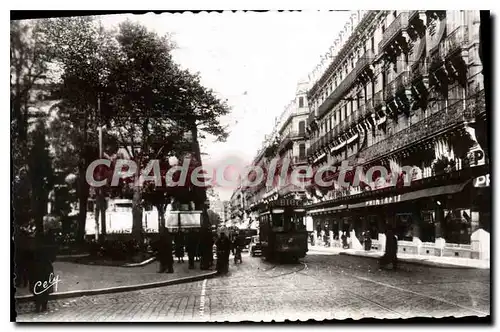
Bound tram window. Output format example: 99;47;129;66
272;213;284;227
289;215;305;231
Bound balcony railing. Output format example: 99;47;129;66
384;78;397;102
440;25;469;59
395;71;410;92
354;49;375;77
357;100;466;162
410;59;429;82
316;68;358;120
379;11;410;53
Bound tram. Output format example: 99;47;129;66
257;198;308;262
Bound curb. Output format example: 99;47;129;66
338;252;489;270
122;256;157;267
55;254;90;259
15;270;217;303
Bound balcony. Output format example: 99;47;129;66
440;25;469;59
378;11;410;53
357;100;467;162
354;49;375;79
384;71;410;102
410;59;429;82
316;68;358;120
395;71;410;92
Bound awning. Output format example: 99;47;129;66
330;141;346;153
348;181;470;209
346;133;359;144
308;204;348;215
313;152;326;163
376;116;387;126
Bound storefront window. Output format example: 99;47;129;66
420;211;435;243
395;214;413;241
443;209;471;244
368;215;379;239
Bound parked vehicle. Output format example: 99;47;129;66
249;235;263;257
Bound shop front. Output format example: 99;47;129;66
345;179;489;259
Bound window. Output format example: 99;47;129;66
299;143;306;159
371;36;375;52
298;121;305;135
299;96;304;108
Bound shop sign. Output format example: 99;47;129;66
365;195;402;207
466;146;485;167
473;174;490;187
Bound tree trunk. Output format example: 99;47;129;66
156;203;165;234
132;170;143;242
77;163;89;243
190;125;209;228
99;190;106;240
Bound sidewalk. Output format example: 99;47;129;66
15;259;215;300
308;245;490;269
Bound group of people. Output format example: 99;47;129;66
155;230;243;275
156;230;214;273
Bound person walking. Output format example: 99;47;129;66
175;233;185;263
186;231;197;269
341;232;349;249
364;231;372;251
157;231;174;273
380;228;398;270
215;232;231;274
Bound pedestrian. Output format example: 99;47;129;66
199;229;211;270
157;231;174;273
364;231;372;251
29;233;56;313
215;232;231;274
175;233;184;263
186;231;197;269
380;228;398;270
341;232;348;249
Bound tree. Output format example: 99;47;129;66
11;19;52;237
207;209;222;227
37;16;119;242
28;120;54;236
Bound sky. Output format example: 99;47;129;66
100;11;351;201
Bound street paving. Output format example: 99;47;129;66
15;249;490;322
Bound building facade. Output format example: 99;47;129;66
304;10;489;259
244;82;311;221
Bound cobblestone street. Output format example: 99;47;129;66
15;250;490;322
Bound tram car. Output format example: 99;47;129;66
257;198;308;262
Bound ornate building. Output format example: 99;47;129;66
243;82;311;221
305;11;488;259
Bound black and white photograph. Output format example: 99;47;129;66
11;9;491;323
